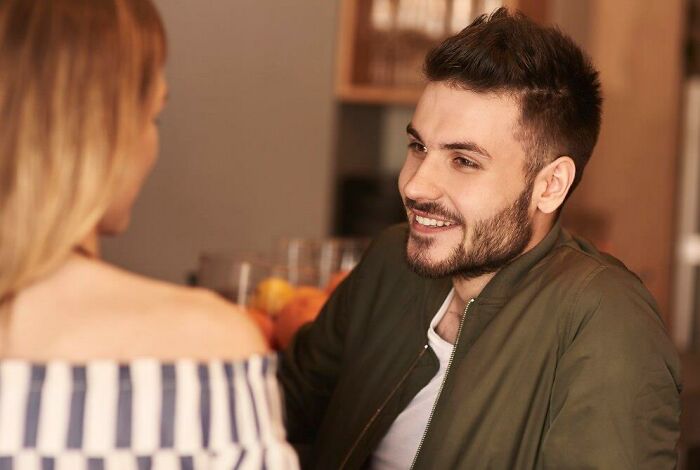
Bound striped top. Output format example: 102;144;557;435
0;354;299;469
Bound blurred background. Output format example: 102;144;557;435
100;0;700;465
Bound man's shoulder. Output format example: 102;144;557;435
544;236;676;367
531;234;668;337
541;233;651;304
344;223;433;310
358;223;411;271
368;223;409;253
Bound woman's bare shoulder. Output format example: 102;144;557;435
154;285;269;360
105;264;269;360
9;257;268;362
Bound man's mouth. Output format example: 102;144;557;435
409;209;460;232
415;214;455;227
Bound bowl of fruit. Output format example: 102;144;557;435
197;237;368;349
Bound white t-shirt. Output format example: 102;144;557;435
370;289;455;470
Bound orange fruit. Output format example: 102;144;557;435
294;285;326;299
275;291;328;349
325;270;350;294
249;277;295;317
246;307;274;346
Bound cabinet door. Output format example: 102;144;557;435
674;78;700;349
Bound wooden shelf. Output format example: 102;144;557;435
335;0;549;106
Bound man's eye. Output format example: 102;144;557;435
453;156;479;169
408;142;426;153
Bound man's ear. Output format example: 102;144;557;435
533;156;576;214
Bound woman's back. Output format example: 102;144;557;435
0;356;295;468
0;257;298;468
3;255;266;362
0;0;298;466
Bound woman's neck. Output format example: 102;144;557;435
75;230;100;259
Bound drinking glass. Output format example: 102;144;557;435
197;252;269;306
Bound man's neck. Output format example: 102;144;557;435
437;274;495;344
451;273;496;306
450;216;555;305
437;216;556;343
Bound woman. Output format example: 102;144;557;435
0;0;298;467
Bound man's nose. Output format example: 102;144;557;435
403;156;442;202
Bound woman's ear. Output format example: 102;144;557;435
533;156;576;214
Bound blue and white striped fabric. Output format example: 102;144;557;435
0;354;299;469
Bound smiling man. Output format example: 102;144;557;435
279;8;681;470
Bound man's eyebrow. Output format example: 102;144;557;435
407;123;492;159
442;141;492;159
406;124;423;142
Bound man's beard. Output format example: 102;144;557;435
404;184;534;280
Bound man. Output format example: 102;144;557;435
280;8;681;469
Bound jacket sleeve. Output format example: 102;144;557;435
537;268;682;470
277;266;355;464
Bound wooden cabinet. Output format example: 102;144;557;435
331;0;686;326
335;0;549;105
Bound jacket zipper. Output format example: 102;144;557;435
409;298;475;470
339;344;430;469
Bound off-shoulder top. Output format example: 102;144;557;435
0;354;298;469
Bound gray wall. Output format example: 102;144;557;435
103;1;339;283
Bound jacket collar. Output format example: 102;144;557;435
478;220;564;303
420;221;565;327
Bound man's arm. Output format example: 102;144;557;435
537;269;681;469
278;267;355;460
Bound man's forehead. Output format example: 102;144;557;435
411;83;525;159
414;82;520;129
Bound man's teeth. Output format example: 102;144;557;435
415;215;454;227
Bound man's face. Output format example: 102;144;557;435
398;82;535;279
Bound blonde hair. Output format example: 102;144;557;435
0;0;166;304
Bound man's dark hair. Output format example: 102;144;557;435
425;7;602;196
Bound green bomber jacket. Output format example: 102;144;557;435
279;223;681;469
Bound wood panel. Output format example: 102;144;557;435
564;0;684;324
336;0;549;105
